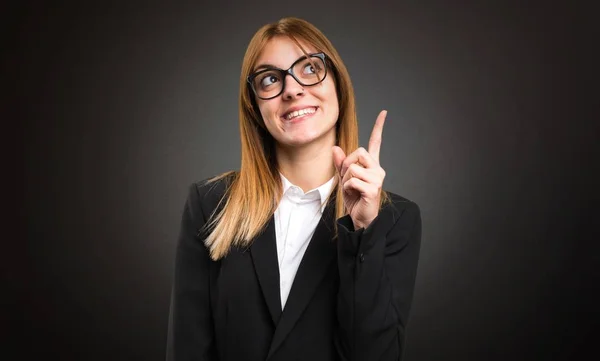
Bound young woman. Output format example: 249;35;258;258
166;16;422;361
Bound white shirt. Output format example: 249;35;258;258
274;173;335;310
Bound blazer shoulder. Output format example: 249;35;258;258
186;171;238;215
383;190;421;224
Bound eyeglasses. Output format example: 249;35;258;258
247;52;328;100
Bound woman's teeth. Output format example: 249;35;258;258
285;107;316;120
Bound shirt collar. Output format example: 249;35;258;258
279;173;335;213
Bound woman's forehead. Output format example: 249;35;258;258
255;36;318;69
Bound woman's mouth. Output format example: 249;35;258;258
282;107;318;123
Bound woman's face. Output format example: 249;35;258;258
252;36;339;148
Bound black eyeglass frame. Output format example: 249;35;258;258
247;52;329;100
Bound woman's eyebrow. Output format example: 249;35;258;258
253;54;310;72
253;62;279;72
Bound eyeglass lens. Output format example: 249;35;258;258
252;55;326;99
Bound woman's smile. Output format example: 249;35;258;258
281;106;319;124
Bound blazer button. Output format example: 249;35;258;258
359;253;365;262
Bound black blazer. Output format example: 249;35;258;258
166;174;422;361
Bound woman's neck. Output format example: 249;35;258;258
275;135;336;193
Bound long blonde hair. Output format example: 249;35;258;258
203;17;389;260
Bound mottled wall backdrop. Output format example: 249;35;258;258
15;1;596;360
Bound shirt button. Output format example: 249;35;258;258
359;253;365;262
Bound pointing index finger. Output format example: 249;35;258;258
368;110;387;163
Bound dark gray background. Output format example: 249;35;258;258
12;1;597;360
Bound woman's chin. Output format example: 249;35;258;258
281;139;314;148
278;131;333;149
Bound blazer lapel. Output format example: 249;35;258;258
267;198;337;360
250;216;283;326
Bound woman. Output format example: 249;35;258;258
167;17;422;361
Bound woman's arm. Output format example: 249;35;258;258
166;183;217;361
335;197;422;361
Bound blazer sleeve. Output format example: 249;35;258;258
334;197;422;361
166;183;217;361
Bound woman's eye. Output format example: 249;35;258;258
303;63;316;74
260;73;280;88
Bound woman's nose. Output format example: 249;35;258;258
281;74;305;100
